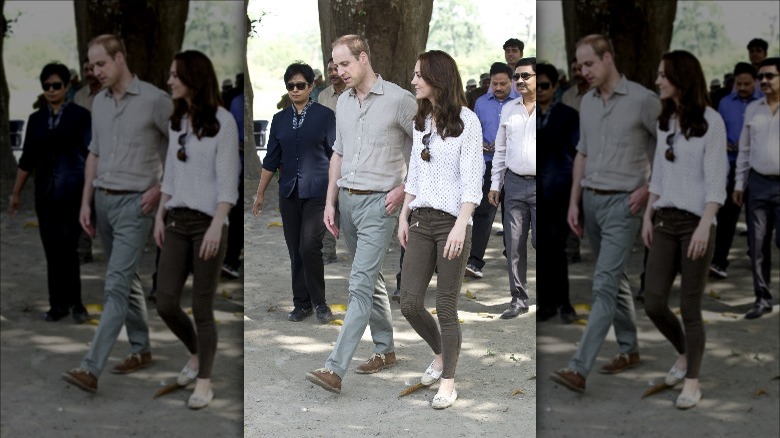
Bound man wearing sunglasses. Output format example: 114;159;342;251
467;62;520;280
733;57;780;320
305;34;416;395
61;34;172;394
550;34;660;394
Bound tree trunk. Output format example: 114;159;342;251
74;0;189;91
562;0;677;90
318;0;434;92
244;0;260;183
1;0;16;190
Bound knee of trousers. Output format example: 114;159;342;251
400;299;425;321
642;292;667;318
155;294;180;318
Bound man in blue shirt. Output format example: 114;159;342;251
465;62;519;279
710;62;762;279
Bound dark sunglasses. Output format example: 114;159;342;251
665;132;675;162
513;72;535;81
177;132;187;162
421;133;432;162
537;82;552;90
286;82;308;91
42;82;64;91
757;73;778;81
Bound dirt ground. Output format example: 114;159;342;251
0;183;245;437
537;219;780;437
244;177;537;437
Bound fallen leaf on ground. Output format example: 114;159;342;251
574;319;588;326
430;309;437;314
398;382;426;397
330;319;343;326
87;319;100;326
154;382;185;399
23;221;39;228
465;290;477;299
86;304;103;312
220;290;232;299
673;308;681;315
709;290;721;299
458;318;464;323
511;388;525;396
528;375;536;380
267;222;283;228
233;312;242;318
573;303;591;313
330;304;347;312
267;305;277;312
754;388;768;396
721;312;740;319
642;382;673;398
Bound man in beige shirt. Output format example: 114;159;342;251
318;57;348;264
306;34;416;395
73;58;102;112
62;34;172;394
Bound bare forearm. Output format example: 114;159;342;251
82;152;98;206
326;153;343;208
569;152;585;207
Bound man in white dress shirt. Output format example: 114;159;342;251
488;57;537;319
733;57;780;319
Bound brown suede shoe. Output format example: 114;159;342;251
305;368;342;394
62;368;98;393
598;352;640;374
549;368;586;393
111;352;153;374
355;352;397;374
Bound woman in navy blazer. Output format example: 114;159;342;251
253;62;336;324
9;63;91;323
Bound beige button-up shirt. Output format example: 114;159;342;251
317;84;346;114
577;75;660;192
89;76;172;192
333;75;416;191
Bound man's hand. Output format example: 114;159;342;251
252;193;265;217
140;185;162;215
79;203;95;237
384;185;405;215
567;203;583;238
628;184;649;215
733;190;744;207
324;204;339;238
8;194;20;217
487;190;500;207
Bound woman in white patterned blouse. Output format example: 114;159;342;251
642;50;727;410
153;50;240;410
397;50;483;410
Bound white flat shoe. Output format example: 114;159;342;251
188;388;214;409
676;388;701;410
431;389;457;409
665;364;686;386
177;364;199;386
421;361;442;386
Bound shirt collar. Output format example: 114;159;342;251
102;75;141;98
348;74;385;98
590;74;629;98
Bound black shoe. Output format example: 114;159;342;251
43;307;70;322
288;307;313;322
315;304;334;324
745;302;772;319
500;299;528;319
323;255;338;265
560;306;578;324
635;288;645;303
221;264;240;279
391;289;401;303
79;253;94;264
72;306;90;324
537;307;557;321
147;288;157;304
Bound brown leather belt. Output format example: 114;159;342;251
586;187;627;196
342;188;382;195
97;187;139;195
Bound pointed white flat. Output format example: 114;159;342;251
665;364;686;386
421;361;443;386
431;389;457;409
676;388;701;409
177;363;199;386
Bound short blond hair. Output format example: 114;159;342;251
332;34;370;61
88;34;127;60
576;34;615;60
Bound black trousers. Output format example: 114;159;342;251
537;189;571;312
279;187;327;309
35;191;83;311
224;154;244;269
467;161;497;270
711;161;742;270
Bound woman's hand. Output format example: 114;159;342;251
686;223;710;260
199;222;223;260
398;217;409;249
153;215;166;248
641;216;653;248
444;220;467;260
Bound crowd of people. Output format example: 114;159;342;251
8;34;244;410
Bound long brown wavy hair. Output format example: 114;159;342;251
170;50;221;138
413;50;467;139
658;50;709;138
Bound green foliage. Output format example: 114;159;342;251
672;2;732;57
428;0;487;57
182;1;245;86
